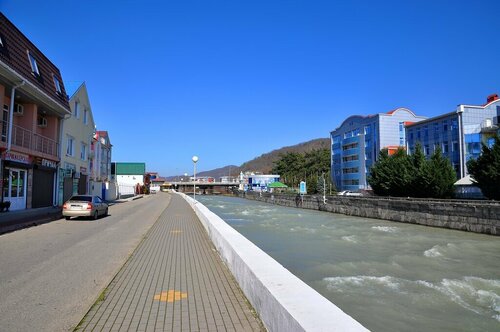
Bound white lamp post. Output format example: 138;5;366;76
184;173;188;193
192;156;198;201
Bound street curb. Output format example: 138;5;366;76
0;209;62;235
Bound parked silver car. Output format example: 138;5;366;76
63;195;108;220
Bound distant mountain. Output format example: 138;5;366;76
238;138;330;174
197;165;239;179
166;138;330;180
165;165;238;181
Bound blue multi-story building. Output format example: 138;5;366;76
330;108;427;191
406;94;499;179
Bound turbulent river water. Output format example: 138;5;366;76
196;195;500;332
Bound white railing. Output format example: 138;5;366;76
117;184;136;198
0;120;59;157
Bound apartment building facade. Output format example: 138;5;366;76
0;13;70;210
58;82;95;204
330;108;427;191
89;131;112;198
406;94;500;179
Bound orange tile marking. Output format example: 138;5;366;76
170;230;183;234
154;290;187;302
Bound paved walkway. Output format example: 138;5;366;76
77;194;264;332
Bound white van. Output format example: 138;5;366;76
150;184;160;194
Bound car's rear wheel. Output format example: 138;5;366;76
104;208;108;216
65;216;71;220
93;210;98;220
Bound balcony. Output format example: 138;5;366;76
342;147;359;157
0;121;58;158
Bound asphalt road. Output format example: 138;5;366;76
0;193;171;332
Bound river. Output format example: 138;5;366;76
196;195;500;332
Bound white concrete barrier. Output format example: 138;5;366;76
180;193;369;332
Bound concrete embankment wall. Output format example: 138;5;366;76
236;191;500;235
179;193;368;332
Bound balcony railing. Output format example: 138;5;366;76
0;120;59;157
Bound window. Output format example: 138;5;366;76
443;120;448;132
80;143;87;160
342;167;359;174
342;155;359;162
364;125;371;135
2;104;8;142
53;75;62;94
342;142;358;150
424;145;430;156
452;141;459;152
442;141;449;154
83;109;88;124
66;136;74;156
74;101;80;119
451;119;458;130
399;122;405;146
28;51;40;76
0;33;7;56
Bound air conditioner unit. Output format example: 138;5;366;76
37;116;47;127
74;171;81;179
13;104;24;116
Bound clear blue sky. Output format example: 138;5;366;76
2;1;499;176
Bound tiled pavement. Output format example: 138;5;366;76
76;194;265;332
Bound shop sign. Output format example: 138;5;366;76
80;167;87;173
42;159;57;169
3;151;30;164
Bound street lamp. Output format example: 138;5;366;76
192;156;198;201
184;173;188;193
322;172;327;204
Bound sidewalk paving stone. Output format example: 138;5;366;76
77;194;265;332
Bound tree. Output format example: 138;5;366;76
367;149;394;196
427;147;456;198
388;148;413;197
272;148;335;193
317;173;327;196
467;136;500;200
368;145;456;198
410;142;432;198
272;152;304;187
307;175;318;194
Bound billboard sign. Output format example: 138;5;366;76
299;181;306;194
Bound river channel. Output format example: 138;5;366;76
196;195;500;332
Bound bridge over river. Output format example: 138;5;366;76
197;195;500;332
163;181;238;195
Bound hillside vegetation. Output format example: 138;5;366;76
237;138;330;174
166;138;330;180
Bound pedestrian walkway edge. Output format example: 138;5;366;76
179;193;369;332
